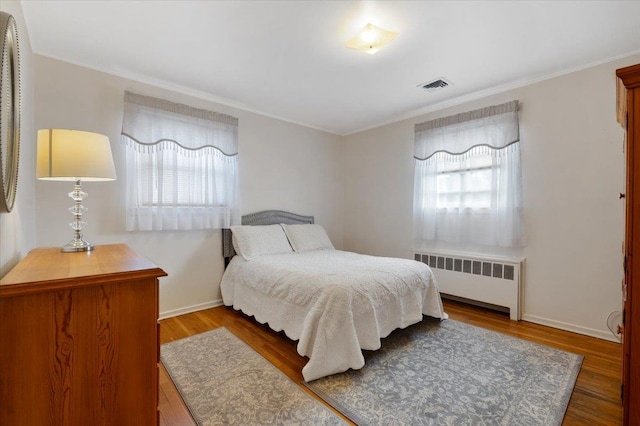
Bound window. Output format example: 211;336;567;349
413;101;524;247
135;151;232;207
121;91;239;231
434;150;493;210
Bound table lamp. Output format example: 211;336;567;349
36;129;117;252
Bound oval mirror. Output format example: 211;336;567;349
0;11;21;213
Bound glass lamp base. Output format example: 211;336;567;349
61;239;95;253
61;180;94;253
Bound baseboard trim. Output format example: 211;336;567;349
521;313;620;343
159;299;223;320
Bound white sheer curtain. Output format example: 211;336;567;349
121;91;240;231
413;100;524;248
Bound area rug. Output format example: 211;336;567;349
305;318;582;426
161;327;345;425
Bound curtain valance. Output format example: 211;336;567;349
414;100;519;161
121;91;238;156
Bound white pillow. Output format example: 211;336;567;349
281;224;334;253
230;225;293;261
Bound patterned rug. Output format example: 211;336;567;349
161;327;345;425
305;318;582;426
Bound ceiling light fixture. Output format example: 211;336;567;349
345;23;398;55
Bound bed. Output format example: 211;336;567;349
220;210;447;381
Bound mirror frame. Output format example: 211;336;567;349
0;11;21;213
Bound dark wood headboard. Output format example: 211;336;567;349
222;210;314;267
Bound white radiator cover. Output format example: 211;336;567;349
414;250;525;320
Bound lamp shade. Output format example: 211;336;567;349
37;129;117;181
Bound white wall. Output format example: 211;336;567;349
0;1;36;277
33;56;344;317
343;54;640;341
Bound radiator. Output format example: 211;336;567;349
414;250;524;320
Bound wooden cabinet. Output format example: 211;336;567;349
0;244;167;425
618;63;640;426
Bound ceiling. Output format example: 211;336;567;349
21;1;640;135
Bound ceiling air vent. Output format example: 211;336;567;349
418;77;453;92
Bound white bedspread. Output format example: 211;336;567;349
220;250;447;381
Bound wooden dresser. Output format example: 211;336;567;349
617;63;640;426
0;244;167;425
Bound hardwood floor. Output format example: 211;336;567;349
158;300;623;425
